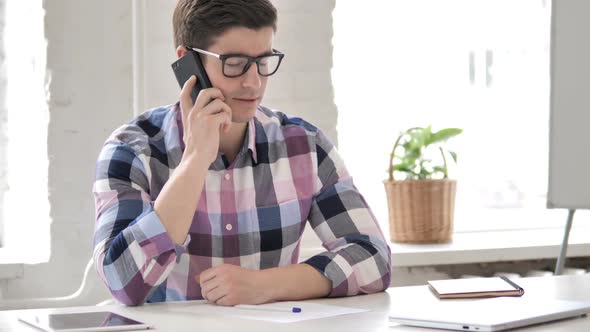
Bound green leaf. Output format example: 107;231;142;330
421;125;433;146
449;151;458;163
433;166;446;173
407;128;427;151
393;164;412;173
429;128;463;145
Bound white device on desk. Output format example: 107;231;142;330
18;311;153;332
389;297;590;331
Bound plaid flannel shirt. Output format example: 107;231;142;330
92;104;391;305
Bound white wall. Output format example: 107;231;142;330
0;0;337;302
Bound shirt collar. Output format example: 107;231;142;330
245;117;258;163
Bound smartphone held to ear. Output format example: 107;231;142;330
171;50;213;103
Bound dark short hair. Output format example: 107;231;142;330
173;0;278;50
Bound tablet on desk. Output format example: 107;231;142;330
18;311;153;332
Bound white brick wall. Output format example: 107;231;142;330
267;0;338;144
0;0;131;300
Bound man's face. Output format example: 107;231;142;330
203;26;275;123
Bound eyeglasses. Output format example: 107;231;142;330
189;47;285;78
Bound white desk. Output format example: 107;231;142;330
1;274;589;332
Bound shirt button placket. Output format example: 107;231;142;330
220;169;237;263
222;171;234;234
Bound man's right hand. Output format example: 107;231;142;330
179;75;232;168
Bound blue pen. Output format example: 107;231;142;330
234;304;302;313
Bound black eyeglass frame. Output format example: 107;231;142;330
189;47;285;78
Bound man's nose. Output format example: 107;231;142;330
241;63;261;89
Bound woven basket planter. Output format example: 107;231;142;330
383;179;456;243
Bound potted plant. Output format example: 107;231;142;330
384;126;463;243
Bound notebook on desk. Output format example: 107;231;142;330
427;276;524;299
389;296;590;331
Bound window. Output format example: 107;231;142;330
0;0;50;262
332;0;569;233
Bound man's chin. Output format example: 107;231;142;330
231;106;258;123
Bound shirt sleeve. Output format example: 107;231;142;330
303;130;392;296
92;140;190;306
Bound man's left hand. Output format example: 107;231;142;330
196;264;272;306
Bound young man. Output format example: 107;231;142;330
93;0;391;306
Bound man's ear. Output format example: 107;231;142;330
176;45;189;59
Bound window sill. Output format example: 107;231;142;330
0;249;27;280
389;224;590;267
300;224;590;267
1;226;586;278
